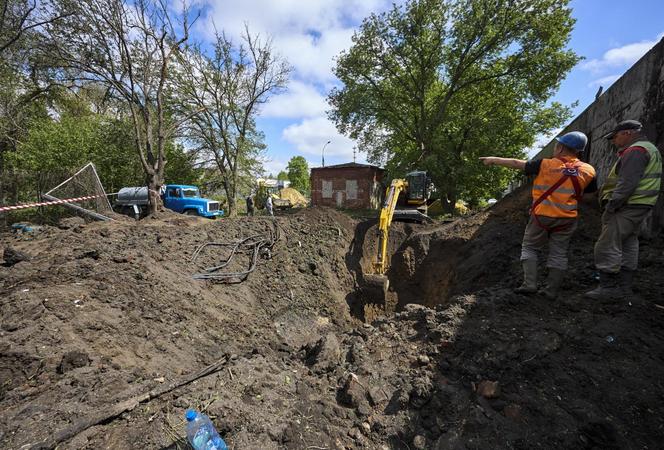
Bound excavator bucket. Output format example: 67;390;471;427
362;273;389;304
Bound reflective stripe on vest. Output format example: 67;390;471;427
533;185;577;195
600;141;662;206
540;200;578;210
531;158;596;218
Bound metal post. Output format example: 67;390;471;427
322;140;330;167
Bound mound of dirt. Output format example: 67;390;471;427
0;208;358;448
278;188;308;208
2;192;664;449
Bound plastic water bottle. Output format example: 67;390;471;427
185;409;228;450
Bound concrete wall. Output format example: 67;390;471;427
532;36;664;227
311;166;384;209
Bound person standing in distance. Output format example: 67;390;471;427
246;194;255;216
266;194;274;216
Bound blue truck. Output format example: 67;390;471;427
114;184;223;219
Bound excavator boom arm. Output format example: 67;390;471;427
374;179;407;275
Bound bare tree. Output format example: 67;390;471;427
175;27;291;217
45;0;196;214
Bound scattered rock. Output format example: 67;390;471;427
413;434;427;449
368;385;389;406
77;249;100;260
417;355;430;365
112;255;132;263
304;333;341;374
503;403;522;420
338;373;366;408
356;402;372;417
57;350;91;374
3;246;30;266
58;217;86;230
1;323;19;332
476;380;500;399
410;376;434;408
347;427;362;440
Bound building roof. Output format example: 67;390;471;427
311;162;383;171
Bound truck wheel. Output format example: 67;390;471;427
184;209;198;216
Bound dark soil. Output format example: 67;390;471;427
1;191;664;450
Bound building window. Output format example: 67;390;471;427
322;180;333;198
346;179;357;200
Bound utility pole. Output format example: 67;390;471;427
322;140;331;167
353;147;357;163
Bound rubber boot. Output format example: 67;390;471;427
514;259;538;294
539;268;565;300
584;271;622;300
619;269;635;296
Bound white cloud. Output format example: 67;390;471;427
588;74;620;89
195;0;393;84
282;116;358;162
261;80;329;119
582;33;664;73
273;28;355;83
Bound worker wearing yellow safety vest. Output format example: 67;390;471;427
585;120;662;300
480;131;596;299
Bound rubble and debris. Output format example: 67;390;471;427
2;246;30;266
1;190;663;449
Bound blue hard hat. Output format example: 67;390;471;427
555;131;587;152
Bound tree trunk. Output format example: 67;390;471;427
146;174;163;216
227;193;237;218
222;178;237;218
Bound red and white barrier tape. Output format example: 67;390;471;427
0;194;105;212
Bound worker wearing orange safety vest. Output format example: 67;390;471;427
480;131;596;299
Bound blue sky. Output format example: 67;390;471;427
189;0;664;173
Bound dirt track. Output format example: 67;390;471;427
2;191;664;449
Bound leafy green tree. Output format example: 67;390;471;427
164;144;202;187
286;156;310;193
329;0;579;213
277;171;288;181
11;115;141;192
12;111;200;191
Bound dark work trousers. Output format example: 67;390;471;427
594;207;652;273
520;215;578;270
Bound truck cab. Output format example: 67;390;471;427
162;185;222;218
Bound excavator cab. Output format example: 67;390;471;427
405;171;429;204
392;171;432;223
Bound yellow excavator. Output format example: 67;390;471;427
363;170;431;303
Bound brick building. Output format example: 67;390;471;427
310;163;385;209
